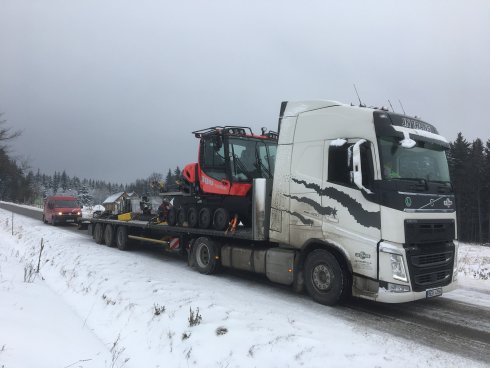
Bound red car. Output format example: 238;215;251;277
43;196;81;225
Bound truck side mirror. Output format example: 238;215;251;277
351;139;373;194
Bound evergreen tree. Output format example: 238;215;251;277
61;170;68;191
448;133;471;240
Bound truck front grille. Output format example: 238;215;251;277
405;242;454;292
411;251;453;267
414;270;452;286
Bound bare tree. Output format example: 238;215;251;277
0;113;21;148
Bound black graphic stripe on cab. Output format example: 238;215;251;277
291;178;381;229
284;194;337;218
284;210;315;226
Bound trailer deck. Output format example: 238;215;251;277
90;218;256;241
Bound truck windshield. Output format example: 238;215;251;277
54;200;79;208
378;137;450;183
229;138;277;181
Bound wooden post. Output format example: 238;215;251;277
36;238;44;273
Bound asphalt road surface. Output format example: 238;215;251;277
2;202;489;364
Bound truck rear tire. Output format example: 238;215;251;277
104;225;115;247
304;249;348;306
116;226;130;251
94;223;105;244
192;237;220;274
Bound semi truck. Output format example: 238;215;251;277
87;100;458;306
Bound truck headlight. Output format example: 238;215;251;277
390;254;408;282
58;212;63;216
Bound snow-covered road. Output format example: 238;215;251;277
0;204;489;368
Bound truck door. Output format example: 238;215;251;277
198;136;231;195
321;139;381;280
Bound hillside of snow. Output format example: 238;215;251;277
0;207;489;368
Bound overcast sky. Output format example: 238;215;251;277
1;0;489;184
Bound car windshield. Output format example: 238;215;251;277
228;138;277;181
54;200;79;208
378;137;450;182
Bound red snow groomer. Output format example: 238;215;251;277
167;126;278;230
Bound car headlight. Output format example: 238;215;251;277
390;254;408;282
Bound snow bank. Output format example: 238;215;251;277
0;208;487;368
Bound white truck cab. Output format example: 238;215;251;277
270;100;457;304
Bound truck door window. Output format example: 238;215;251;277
360;143;374;190
328;143;354;186
201;137;227;180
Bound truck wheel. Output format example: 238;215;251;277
116;226;130;251
42;215;47;224
104;225;115;247
187;207;198;228
51;216;57;226
198;208;211;229
213;208;229;231
304;249;348;306
177;208;186;226
94;223;105;244
87;223;93;237
192;237;220;274
167;208;176;226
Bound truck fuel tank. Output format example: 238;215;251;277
221;245;295;285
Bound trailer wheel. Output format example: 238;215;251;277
104;225;115;247
192;237;220;274
87;223;93;237
167;208;176;226
198;208;211;229
213;208;230;231
304;249;348;306
116;226;130;251
177;208;186;226
187;207;198;228
94;223;105;244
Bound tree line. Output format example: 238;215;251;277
0;116;489;243
447;133;490;243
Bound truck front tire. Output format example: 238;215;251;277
192;237;220;274
304;249;349;306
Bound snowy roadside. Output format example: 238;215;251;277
0;208;488;368
443;243;490;308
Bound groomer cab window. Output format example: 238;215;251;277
327;139;375;191
200;136;227;180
